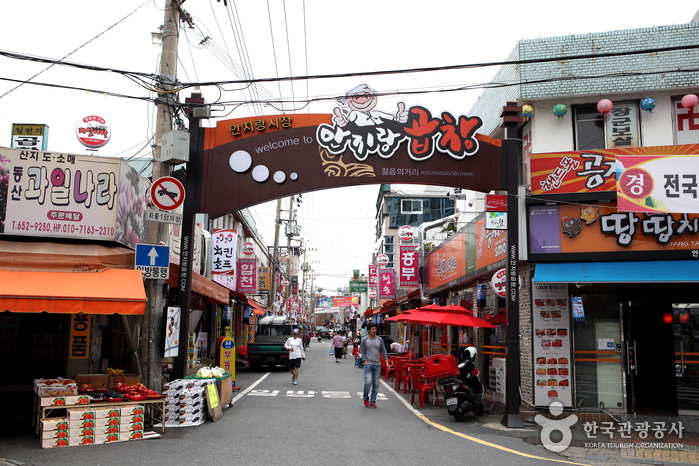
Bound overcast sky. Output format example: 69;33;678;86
0;1;697;292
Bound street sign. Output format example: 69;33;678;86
135;243;170;279
146;209;182;225
377;254;389;266
349;280;368;293
151;176;185;211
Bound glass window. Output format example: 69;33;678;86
575;105;605;150
384;244;393;254
401;199;422;214
387;197;455;228
384;236;394;245
575;102;640;150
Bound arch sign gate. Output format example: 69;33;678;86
175;87;521;426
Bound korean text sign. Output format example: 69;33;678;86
399;246;418;287
378;268;395;300
238;258;257;293
69;314;91;359
368;264;378;287
0;148;151;248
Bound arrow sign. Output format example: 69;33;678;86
135;244;170;279
148;247;159;265
151;176;185;211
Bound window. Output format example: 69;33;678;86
387;198;455;228
575;102;639;150
401;199;423;214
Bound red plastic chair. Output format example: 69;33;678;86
384;357;396;382
409;367;439;408
393;358;412;394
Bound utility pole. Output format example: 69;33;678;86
284;196;294;310
141;0;180;391
270;198;282;313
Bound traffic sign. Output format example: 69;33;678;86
135;244;170;279
146;209;182;225
151;176;185;211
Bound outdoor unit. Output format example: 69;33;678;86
160;130;190;164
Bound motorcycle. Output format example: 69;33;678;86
440;348;484;422
317;333;322;343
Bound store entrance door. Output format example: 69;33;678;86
625;302;678;416
672;304;699;415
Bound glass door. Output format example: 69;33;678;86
673;304;699;415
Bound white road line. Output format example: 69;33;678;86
230;372;271;404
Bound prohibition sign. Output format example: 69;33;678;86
151;176;185;211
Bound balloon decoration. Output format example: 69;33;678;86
640;97;656;114
520;105;533;121
553;103;568;120
597;99;613;118
681;94;699;110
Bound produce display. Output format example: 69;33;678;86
106;367;124;375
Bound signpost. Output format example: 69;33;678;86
135;244;170;279
150;176;185;211
349;280;368;293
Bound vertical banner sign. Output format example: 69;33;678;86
399;246;418;287
212;228;238;291
217;335;235;375
368;264;378;288
164;306;181;357
378;268;395;300
69;314;91;359
238;258;257;293
532;283;572;408
258;266;270;292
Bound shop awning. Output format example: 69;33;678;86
0;269;146;314
533;261;699;283
167;263;229;304
248;299;266;315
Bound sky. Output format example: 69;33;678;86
0;1;698;293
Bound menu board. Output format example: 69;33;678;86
532;283;572;407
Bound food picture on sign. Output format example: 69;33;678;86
116;163;151;248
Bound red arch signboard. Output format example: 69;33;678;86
198;109;503;218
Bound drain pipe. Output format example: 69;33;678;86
418;211;460;304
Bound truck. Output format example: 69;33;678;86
246;316;295;371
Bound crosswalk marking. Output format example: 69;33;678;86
248;389;280;396
357;392;388;400
286;390;316;397
321;391;352;398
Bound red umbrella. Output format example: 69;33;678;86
416;304;442;311
386;310;413;322
439;304;473;314
404;310;495;328
485;311;507;325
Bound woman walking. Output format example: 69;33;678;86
332;331;344;363
284;328;306;384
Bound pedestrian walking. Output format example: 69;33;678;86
352;332;362;359
342;332;349;359
332;332;344;363
360;323;387;408
302;329;310;349
284;328;306;385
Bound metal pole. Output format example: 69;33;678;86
500;102;525;428
269;199;282;312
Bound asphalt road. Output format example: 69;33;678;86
0;340;640;466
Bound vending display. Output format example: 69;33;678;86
532;283;572;407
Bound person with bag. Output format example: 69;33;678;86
284;328;306;385
332;332;344;363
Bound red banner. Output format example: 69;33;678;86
368;264;378;288
399;246;418;287
378;268;395;300
237;258;257;294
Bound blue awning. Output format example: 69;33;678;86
533;261;699;283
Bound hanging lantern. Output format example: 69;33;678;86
520;105;533;121
681;94;699;110
640;97;656;114
597;99;614;118
553;103;567;120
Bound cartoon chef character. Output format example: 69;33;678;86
333;83;409;127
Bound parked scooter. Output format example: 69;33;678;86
317;333;321;343
440;347;484;422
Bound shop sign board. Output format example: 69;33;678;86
0;148;150;248
530;144;699;196
333;296;359;306
242;240;255;255
377;254;389;266
485;194;507;211
12;123;48;151
237;258;257;294
218;336;235;373
69;314;91;359
349;280;368;293
616;155;699;214
399;245;418;287
135;243;169;279
368;288;377;298
490;268;507;298
75;115;111;149
212;228;238;291
368;264;378;287
257;266;270;292
164;306;180;357
398;225;414;242
529;202;699;257
532;283;572;408
378;268;395;300
485;212;507;230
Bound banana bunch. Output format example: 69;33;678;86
106;367;124;375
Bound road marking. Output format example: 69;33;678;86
231;372;270;404
286;390;315;397
248;390;280;397
379;379;591;466
356;392;388;400
321;391;352;398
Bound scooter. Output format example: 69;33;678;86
440;348;484;422
317;333;322;343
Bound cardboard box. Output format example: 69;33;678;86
68;419;95;429
126;431;144;441
179;398;204;409
34;378;75;392
178;388;204;402
40;428;69;440
40;395;89;407
179;413;202;424
185;379;214;390
119;422;144;432
66;408;95;420
40;418;69;431
108;374;141;388
93;417;119;427
98;432;123;443
178;407;203;417
94;424;120;435
93;407;121;419
120;405;144;416
120;414;144;424
69;435;96;446
73;374;110;389
41;437;69;449
71;427;96;437
37;384;77;397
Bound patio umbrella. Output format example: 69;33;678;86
485;311;507;325
406;310;495;328
386;310;413;322
416;304;442;311
439;304;473;314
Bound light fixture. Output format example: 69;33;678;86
151;26;164;46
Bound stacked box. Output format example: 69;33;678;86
40;418;69;449
66;408;97;446
161;379;208;427
120;408;144;440
40;395;89;407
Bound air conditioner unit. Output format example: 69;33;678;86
160;130;190;164
200;229;212;279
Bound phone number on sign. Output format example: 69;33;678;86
10;221;115;236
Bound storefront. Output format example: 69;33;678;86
529;202;699;415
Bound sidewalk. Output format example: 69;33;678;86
384;376;699;465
